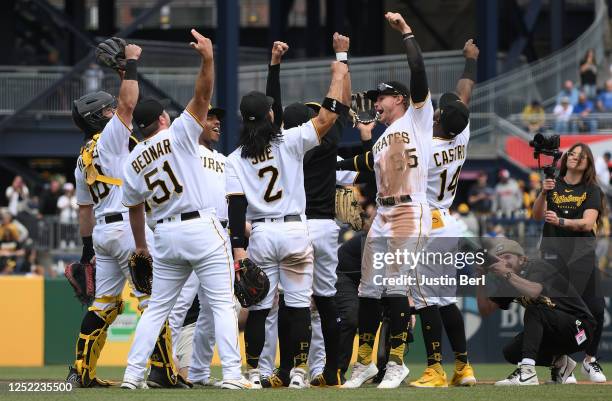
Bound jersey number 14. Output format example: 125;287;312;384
437;166;462;201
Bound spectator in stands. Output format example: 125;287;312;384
57;182;77;224
571;92;598;133
521;100;545;134
5;176;29;217
468;171;494;213
525;172;542;218
453;203;479;236
579;49;598;99
493;169;523;217
553;97;573;134
0;211;25;274
556;80;579;106
596;79;612;112
38;179;61;217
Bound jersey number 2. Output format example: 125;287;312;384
437;166;462;201
144;161;184;204
258;166;282;202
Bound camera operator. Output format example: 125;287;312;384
477;239;596;386
532;142;607;383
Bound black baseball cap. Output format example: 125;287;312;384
208;104;225;120
240;91;274;122
365;81;409;102
283;102;315;129
133;98;168;129
439;92;469;137
304;102;321;113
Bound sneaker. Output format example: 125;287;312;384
450;363;476;387
310;369;344;387
121;378;149;389
264;368;290;388
246;368;262;389
221;376;254;390
193;377;222;387
494;365;538;386
377;361;410;389
260;376;271;388
66;366;82;388
581;358;606;383
342;362;378;388
410;364;448;388
549;356;577;384
289;368;309;389
146;366;191;388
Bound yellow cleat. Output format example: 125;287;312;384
450;364;477;387
409;364;448;388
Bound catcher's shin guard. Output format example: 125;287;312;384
148;320;183;387
74;297;123;387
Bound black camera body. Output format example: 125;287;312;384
528;133;562;179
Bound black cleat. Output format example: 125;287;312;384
146;366;192;388
263;368;290;388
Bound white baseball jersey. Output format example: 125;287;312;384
336;156;358;186
122;111;216;221
225;120;320;220
371;98;433;199
426;124;470;209
199;145;227;221
74;114;132;219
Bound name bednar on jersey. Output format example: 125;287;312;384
122;103;217;222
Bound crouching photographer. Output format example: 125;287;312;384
532;142;607;382
477;239;596;386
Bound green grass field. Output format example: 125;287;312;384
0;363;610;401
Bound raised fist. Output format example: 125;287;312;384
333;32;350;53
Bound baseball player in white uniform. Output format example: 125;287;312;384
166;105;227;383
120;30;248;390
225;60;349;389
410;39;478;388
66;44;164;388
343;12;433;389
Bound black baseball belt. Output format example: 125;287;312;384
156;210;201;225
251;214;302;224
376;194;413;207
103;213;124;224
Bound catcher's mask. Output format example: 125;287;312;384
72;91;116;139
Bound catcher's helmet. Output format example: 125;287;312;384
72;91;116;139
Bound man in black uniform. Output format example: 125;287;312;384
477;238;596;386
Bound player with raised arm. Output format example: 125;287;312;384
409;39;478;388
66;42;163;388
120;30;248;390
225;58;349;389
342;12;433;390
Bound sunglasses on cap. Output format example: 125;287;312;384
377;82;402;95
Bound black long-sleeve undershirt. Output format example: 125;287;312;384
403;36;429;104
266;64;283;127
227;194;248;249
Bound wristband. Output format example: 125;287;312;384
82;236;93;248
558;218;565;227
322;97;350;115
461;58;477;81
336;52;348;61
124;59;138;80
402;33;415;40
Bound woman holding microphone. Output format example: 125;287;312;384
533;142;607;383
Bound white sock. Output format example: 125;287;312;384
520;358;536;366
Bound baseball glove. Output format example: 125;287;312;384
95;37;127;71
350;91;379;127
234;258;270;308
128;252;153;295
335;186;364;231
65;262;96;305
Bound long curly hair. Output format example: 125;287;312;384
558;142;606;226
238;116;283;159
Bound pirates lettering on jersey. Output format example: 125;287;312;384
373;131;411;155
131;139;172;174
433;144;466;167
202;156;225;174
251;145;275;165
